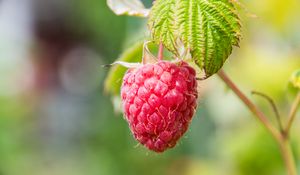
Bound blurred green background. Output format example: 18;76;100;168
0;0;299;175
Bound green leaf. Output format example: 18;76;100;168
104;41;159;96
148;0;241;77
104;41;144;96
107;0;150;17
104;41;159;113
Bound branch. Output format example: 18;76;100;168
251;91;284;132
218;69;297;175
217;70;281;141
285;91;300;134
278;138;297;175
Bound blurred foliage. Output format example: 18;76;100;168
71;0;127;59
0;0;300;175
224;126;284;175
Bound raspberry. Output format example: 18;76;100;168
121;61;198;152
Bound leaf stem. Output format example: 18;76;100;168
285;91;300;134
158;42;164;61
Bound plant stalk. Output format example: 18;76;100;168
279;135;297;175
217;69;297;175
158;42;164;61
217;70;281;140
285;91;300;134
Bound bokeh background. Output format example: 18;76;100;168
0;0;300;175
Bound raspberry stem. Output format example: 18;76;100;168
285;91;300;134
218;69;297;175
218;70;280;138
158;42;164;61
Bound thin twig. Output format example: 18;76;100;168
217;70;281;141
251;91;284;132
158;42;164;61
285;91;300;134
218;69;297;175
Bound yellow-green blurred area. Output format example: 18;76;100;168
0;0;299;175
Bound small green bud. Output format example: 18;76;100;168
290;69;300;89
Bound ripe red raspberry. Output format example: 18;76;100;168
121;61;198;152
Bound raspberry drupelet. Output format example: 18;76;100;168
121;61;198;152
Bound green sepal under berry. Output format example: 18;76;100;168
104;42;144;96
104;41;159;96
148;0;242;77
